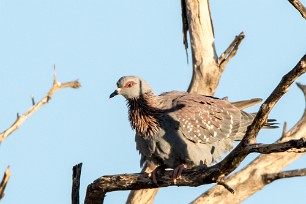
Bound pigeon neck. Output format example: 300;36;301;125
127;91;160;136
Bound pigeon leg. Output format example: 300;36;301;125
149;166;163;185
172;163;188;184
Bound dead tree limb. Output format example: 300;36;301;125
185;0;245;96
218;32;245;71
84;139;306;204
0;65;81;143
263;168;306;184
72;163;83;204
192;69;306;203
213;54;306;177
126;163;158;204
288;0;306;19
185;0;219;95
0;166;10;200
246;54;306;143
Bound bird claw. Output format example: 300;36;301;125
172;164;187;184
149;166;163;185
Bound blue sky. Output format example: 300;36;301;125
0;0;305;203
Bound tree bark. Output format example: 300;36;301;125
72;163;82;204
185;0;218;96
288;0;306;19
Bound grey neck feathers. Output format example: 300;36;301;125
127;91;160;137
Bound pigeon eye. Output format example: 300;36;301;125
124;81;136;88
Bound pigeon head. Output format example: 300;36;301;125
109;76;152;99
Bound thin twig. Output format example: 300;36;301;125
31;95;35;106
0;166;11;199
263;168;306;184
288;0;306;19
216;176;234;194
245;138;306;154
296;82;306;93
0;67;81;143
218;32;245;71
280;122;288;141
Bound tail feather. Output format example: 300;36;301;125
231;98;263;110
264;119;279;129
232;113;278;141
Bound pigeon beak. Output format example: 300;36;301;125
109;88;121;98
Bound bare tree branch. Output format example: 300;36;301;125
289;0;306;19
181;0;189;63
84;138;306;204
0;166;10;200
192;78;306;204
186;0;219;95
216;176;235;194
72;163;82;204
246;138;306;154
245;54;306;143
218;32;245;71
0;66;81;143
212;54;306;178
263;168;306;184
185;1;245;96
126;163;158;204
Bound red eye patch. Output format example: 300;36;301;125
124;81;137;88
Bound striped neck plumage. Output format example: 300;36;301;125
127;91;160;137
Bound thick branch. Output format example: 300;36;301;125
0;166;10;199
218;32;245;71
186;0;219;95
72;163;82;204
126;163;158;204
289;0;306;19
84;138;306;204
263;168;306;184
0;67;81;143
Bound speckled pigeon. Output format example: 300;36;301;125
110;76;276;182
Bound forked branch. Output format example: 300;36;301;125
0;66;81;143
84;139;306;204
